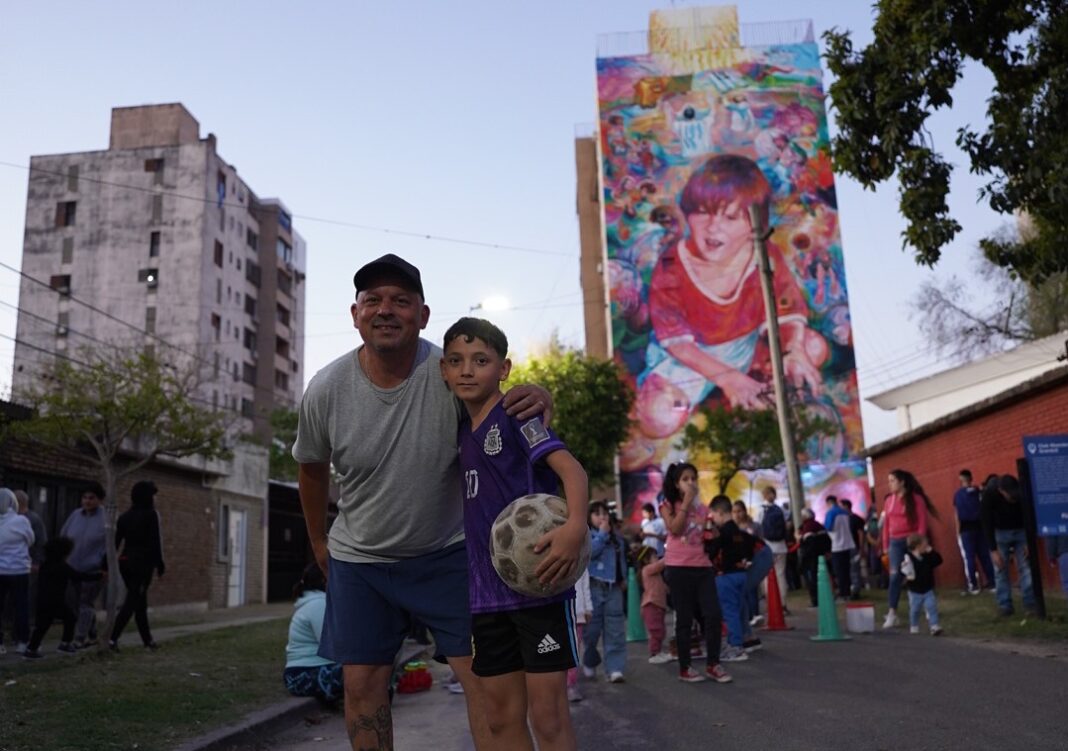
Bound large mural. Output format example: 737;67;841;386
597;8;868;522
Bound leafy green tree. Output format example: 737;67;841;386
269;407;299;481
508;347;633;488
678;401;833;494
2;348;232;641
824;1;1068;280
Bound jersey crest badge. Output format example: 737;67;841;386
483;424;502;456
520;418;550;448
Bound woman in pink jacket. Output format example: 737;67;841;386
881;469;939;628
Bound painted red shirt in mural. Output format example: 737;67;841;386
649;238;808;348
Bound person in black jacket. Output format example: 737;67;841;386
902;534;943;636
22;536;77;659
108;481;165;650
979;474;1037;617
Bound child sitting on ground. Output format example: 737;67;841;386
902;534;943;636
705;495;758;663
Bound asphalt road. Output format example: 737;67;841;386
263;614;1068;751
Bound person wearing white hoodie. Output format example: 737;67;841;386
0;487;35;654
284;562;342;705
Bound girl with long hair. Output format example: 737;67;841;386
880;469;939;628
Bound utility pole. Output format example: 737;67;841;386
750;205;805;530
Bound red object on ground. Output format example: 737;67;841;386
396;668;432;694
762;565;794;631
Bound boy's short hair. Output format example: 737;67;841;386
84;481;105;499
680;154;771;230
710;495;733;514
960;469;972;480
641;503;656;514
907;533;926;550
840;499;852;509
442;317;508;359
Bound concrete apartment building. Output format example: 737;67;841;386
11;103;306;440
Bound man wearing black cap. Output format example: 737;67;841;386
293;253;550;750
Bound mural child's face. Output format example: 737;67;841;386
686;202;752;264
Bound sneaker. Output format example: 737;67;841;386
608;671;625;684
144;642;159;651
14;642;27;654
678;666;706;683
56;643;77;654
930;625;943;636
566;686;584;703
22;649;43;660
720;646;749;663
742;638;763;653
447;681;465;695
648;653;673;664
748;614;764;626
909;625;920;634
582;665;596;680
882;611;899;629
705;664;733;683
967;586;981;596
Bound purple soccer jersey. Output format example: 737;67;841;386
458;400;574;614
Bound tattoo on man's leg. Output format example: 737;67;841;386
348;704;392;751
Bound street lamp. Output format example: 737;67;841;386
469;295;510;313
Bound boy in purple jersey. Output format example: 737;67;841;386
441;317;588;751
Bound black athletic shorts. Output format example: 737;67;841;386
471;600;578;677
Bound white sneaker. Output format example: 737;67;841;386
720;646;749;663
882;611;899;629
749;614;764;626
582;665;596;680
608;671;625;683
14;642;27;654
648;653;673;664
909;625;920;634
566;686;584;702
930;625;943;636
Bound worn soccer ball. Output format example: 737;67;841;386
490;493;591;598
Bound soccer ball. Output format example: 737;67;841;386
490;493;591;598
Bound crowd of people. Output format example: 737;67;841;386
0;481;166;659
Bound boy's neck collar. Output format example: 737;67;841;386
465;392;504;430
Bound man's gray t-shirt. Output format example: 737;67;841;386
292;338;464;563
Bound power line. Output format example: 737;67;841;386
0;159;576;259
0;263;297;407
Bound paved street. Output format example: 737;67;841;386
262;611;1068;751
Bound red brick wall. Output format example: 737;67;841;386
870;381;1068;592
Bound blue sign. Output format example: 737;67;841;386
1023;435;1068;536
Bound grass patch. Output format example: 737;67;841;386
0;619;289;751
785;586;1068;642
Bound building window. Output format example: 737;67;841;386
276;238;292;264
242;362;257;385
144;158;164;185
137;268;159;289
232;362;239;382
291;359;299;373
151;194;163;223
217;503;230;561
149;231;160;258
276;304;290;327
57;311;69;336
213;390;219;410
277;271;292;296
241;398;255;418
246;229;258;251
236;258;241;271
216;278;222;304
227;285;232;301
214;351;220;377
245;261;261;289
275;336;289;358
67;165;79;192
278;208;292;231
145;307;156;334
211;313;221;342
244;294;257;317
61;237;74;264
243;327;256;352
49;274;71;296
274;369;289;391
55;201;76;228
214;240;224;268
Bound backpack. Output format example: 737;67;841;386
761;503;786;542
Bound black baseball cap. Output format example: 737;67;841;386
353;254;424;298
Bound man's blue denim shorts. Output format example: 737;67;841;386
319;541;472;665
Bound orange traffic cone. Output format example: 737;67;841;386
762;567;793;631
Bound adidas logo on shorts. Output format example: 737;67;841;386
537;634;562;654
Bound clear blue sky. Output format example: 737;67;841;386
0;1;1002;445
